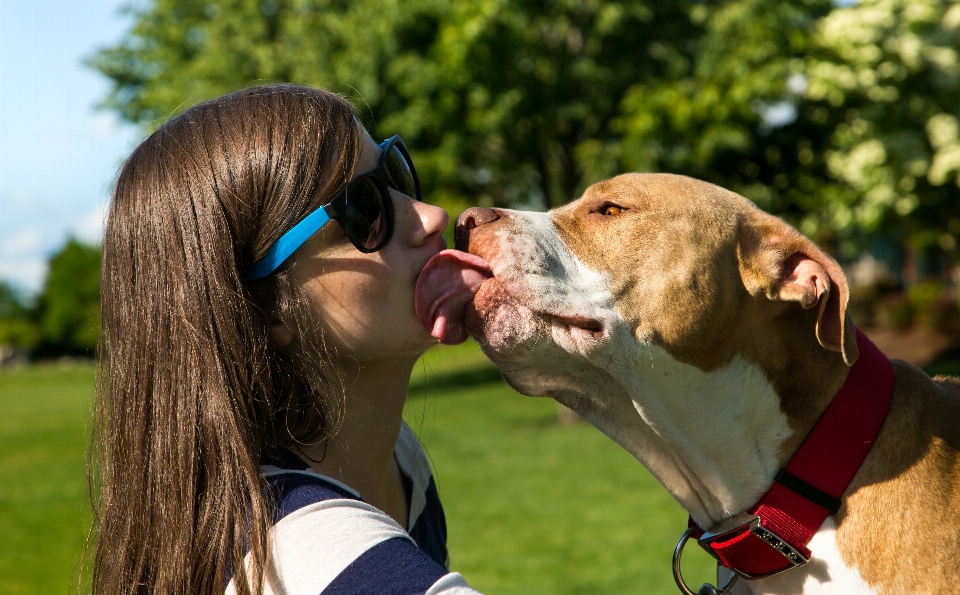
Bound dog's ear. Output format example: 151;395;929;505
739;214;859;366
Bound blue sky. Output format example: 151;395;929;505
0;0;138;295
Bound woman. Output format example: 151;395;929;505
91;84;482;595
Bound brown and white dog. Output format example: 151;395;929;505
425;173;960;594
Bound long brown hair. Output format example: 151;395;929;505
90;85;361;595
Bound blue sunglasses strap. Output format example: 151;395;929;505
246;206;332;280
246;137;402;280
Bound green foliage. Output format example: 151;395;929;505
907;280;960;332
91;0;705;213
32;239;102;358
0;282;39;352
90;0;959;262
0;240;101;359
614;0;837;220
805;0;960;249
0;282;28;320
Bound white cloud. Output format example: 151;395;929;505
0;227;43;258
90;112;120;141
6;190;36;208
71;202;109;244
0;258;47;294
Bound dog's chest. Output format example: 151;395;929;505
728;518;877;595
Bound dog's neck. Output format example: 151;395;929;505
558;321;850;529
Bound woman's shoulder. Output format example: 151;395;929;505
227;491;476;595
226;455;479;595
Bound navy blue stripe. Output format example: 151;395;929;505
319;536;448;595
227;472;361;585
266;472;361;523
408;475;448;569
266;450;311;470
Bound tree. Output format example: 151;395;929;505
0;280;39;354
91;0;956;270
613;0;837;226
32;239;102;358
804;0;960;259
90;0;704;212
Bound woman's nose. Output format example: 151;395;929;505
455;207;499;251
410;199;449;246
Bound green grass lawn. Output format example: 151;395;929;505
0;364;95;595
0;347;716;594
5;346;957;594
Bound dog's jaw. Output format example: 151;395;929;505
461;207;795;527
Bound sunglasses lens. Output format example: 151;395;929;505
384;144;418;199
343;179;388;250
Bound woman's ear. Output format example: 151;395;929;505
739;214;859;366
269;319;294;348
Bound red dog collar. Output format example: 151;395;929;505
690;329;894;580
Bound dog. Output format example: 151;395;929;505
439;174;960;594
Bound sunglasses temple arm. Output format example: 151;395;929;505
245;204;334;280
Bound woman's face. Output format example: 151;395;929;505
287;126;449;364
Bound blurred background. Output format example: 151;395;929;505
1;0;958;593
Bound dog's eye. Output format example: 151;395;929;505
602;205;624;216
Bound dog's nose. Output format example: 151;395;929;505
455;207;499;251
456;207;499;230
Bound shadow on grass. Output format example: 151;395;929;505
408;364;505;396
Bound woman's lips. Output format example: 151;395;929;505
415;249;493;345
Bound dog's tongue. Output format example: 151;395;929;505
416;249;493;345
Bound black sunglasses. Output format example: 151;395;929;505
247;136;421;280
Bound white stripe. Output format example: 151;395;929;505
424;572;483;594
395;421;433;530
225;499;412;595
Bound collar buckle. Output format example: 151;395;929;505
697;513;810;579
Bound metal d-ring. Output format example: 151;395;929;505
673;527;740;595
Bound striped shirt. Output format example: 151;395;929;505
225;422;481;595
